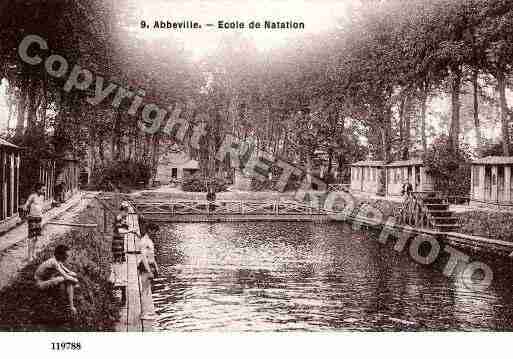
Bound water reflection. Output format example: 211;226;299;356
152;222;513;331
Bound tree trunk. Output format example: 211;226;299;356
98;139;105;165
381;108;392;163
15;79;28;136
88;141;96;184
420;89;428;153
473;68;482;156
7;100;13;131
150;134;160;185
26;78;39;133
399;95;410;160
112;109;122;160
399;97;405;145
327;148;333;180
497;71;510;156
403;96;411;160
449;66;462;152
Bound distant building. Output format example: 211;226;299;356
0;139;21;232
154;149;199;185
350;161;385;195
470;156;513;205
384;159;433;197
349;158;434;197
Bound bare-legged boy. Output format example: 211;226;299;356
34;245;79;315
23;182;46;261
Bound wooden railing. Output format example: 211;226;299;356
398;191;441;229
132;199;332;216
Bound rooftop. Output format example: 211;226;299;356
385;158;424;167
350;160;385;167
472;156;513;165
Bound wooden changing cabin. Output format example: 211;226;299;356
350;161;385;195
384;159;434;197
0;139;21;232
470;156;513;206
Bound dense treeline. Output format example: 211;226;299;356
1;0;512;188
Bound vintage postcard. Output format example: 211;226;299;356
0;0;512;356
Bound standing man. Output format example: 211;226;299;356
401;180;413;200
23;182;46;261
206;180;216;212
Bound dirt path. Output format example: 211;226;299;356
0;193;95;289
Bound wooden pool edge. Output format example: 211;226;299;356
115;207;155;332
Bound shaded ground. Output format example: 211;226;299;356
0;194;120;331
0;195;91;289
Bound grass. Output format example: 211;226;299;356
458;210;513;243
0;201;121;331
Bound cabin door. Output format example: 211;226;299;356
498;166;505;202
360;168;364;191
484;166;492;202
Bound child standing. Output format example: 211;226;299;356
23;182;46;261
110;202;131;305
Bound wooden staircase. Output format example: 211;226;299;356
399;192;460;232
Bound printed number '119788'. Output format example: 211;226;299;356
51;342;81;350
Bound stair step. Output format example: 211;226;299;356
425;204;449;210
423;198;444;204
427;210;452;217
431;217;459;222
433;223;460;228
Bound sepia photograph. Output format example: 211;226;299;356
1;0;513;355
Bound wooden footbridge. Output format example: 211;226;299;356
130;194;513;256
131;199;336;222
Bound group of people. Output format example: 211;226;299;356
111;202;159;306
22;181;159;320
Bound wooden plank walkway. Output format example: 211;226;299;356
115;206;154;332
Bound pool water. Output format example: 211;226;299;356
151;222;513;331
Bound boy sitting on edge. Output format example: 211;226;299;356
34;244;79;316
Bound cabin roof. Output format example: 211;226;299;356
385;159;424;167
0;138;21;150
472;156;513;165
350;160;385;167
